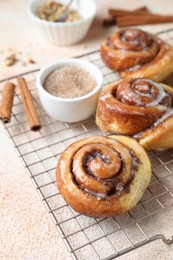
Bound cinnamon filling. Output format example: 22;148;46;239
107;28;154;51
71;140;139;198
83;148;121;179
115;78;172;108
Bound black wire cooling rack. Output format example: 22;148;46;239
1;28;173;260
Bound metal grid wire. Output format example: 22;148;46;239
1;28;173;260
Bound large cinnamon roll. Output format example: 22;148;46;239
56;135;151;217
101;28;173;82
96;78;173;151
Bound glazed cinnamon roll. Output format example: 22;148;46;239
96;78;173;151
101;28;173;82
56;135;151;217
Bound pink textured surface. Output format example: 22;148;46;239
0;127;72;260
0;0;173;259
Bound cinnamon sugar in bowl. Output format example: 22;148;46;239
36;59;103;122
44;66;97;99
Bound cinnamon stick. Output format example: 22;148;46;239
103;17;116;27
134;6;149;12
103;6;149;27
117;14;173;27
108;6;149;17
17;77;42;131
0;82;16;123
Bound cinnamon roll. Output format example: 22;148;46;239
56;135;151;217
96;78;173;151
101;28;173;82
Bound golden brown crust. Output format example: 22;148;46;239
138;114;173;151
137;83;173;150
101;28;173;82
96;79;173;151
56;135;151;217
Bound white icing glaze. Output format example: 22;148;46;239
153;109;173;126
128;65;141;71
134;84;150;95
100;93;112;102
100;79;170;113
133;79;167;107
134;108;173;139
84;188;107;199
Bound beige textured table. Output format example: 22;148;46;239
1;0;173;259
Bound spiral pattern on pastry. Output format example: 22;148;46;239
101;28;173;82
96;78;173;150
56;135;151;217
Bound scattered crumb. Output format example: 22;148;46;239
83;44;88;49
2;49;36;67
28;59;36;64
6;48;13;53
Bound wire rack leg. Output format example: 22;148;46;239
150;234;173;245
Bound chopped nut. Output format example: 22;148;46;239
28;59;36;64
36;1;82;22
4;54;17;66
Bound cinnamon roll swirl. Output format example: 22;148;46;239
96;78;173;151
56;135;151;217
101;28;173;82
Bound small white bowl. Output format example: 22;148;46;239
27;0;96;46
36;59;103;122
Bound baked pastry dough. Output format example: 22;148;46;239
101;28;173;82
56;135;151;217
96;78;173;151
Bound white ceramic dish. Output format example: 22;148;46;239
27;0;96;46
36;59;103;122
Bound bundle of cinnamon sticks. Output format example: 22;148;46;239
0;77;42;131
103;6;173;27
